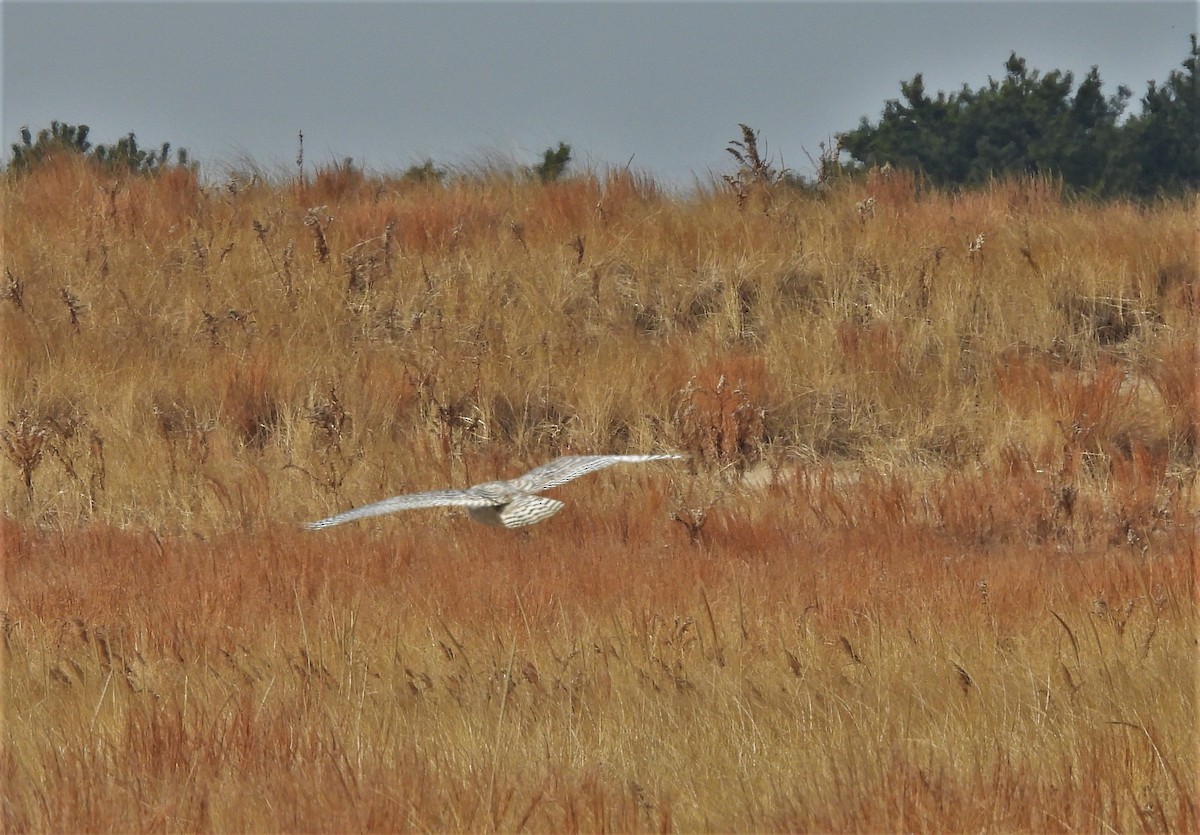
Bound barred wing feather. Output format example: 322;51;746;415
306;488;501;530
512;454;683;492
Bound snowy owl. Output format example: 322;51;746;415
306;453;683;530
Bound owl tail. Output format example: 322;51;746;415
468;494;566;528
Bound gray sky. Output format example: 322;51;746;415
3;2;1195;187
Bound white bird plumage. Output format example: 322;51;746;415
306;453;683;530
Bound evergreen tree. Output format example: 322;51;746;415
1114;34;1199;197
9;121;93;172
533;142;572;182
8;122;191;176
838;40;1197;198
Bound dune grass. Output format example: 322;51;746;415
2;158;1196;831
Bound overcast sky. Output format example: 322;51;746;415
3;2;1194;187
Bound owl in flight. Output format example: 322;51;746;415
306;454;682;530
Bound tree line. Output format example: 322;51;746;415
8;36;1197;199
836;35;1198;198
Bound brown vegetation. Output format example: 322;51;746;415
2;157;1197;831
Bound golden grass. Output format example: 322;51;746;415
2;158;1197;831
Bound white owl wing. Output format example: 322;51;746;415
307;487;504;530
510;454;683;493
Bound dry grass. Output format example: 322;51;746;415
2;158;1197;831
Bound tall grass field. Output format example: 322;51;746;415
2;158;1196;831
